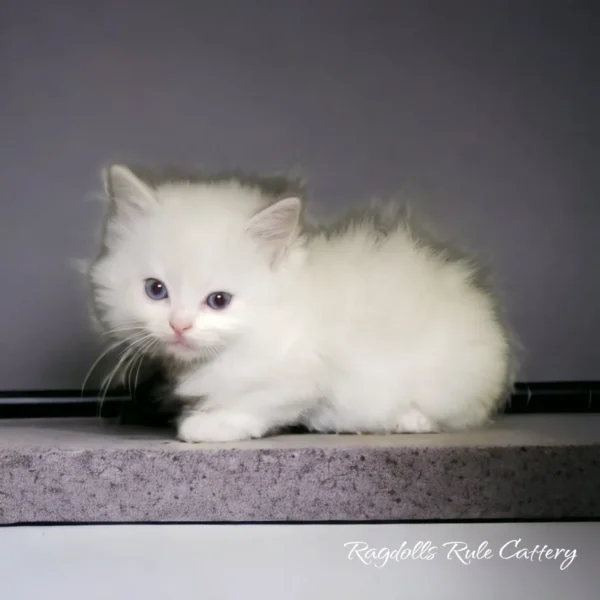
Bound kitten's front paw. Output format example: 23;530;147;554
395;409;439;433
177;411;265;443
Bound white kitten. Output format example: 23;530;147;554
89;164;516;442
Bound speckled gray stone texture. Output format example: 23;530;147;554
0;415;599;523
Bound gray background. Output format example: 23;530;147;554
1;0;598;390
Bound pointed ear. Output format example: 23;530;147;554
102;164;157;217
246;197;302;258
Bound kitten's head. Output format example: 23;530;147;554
89;165;303;363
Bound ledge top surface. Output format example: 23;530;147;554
1;414;599;451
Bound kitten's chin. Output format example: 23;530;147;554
162;341;209;364
163;343;199;361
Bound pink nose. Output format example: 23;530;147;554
169;319;192;336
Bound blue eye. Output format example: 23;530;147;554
206;291;232;310
144;278;168;300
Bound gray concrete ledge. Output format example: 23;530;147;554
0;415;599;523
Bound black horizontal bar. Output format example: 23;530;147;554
0;389;127;399
0;400;123;419
2;381;600;399
0;381;598;420
2;517;598;528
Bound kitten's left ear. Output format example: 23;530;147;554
246;197;302;260
103;164;157;218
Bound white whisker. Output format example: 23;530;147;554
84;331;154;417
80;337;135;397
97;342;141;417
133;338;158;396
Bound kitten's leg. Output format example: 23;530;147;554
175;368;316;442
395;408;439;433
176;390;309;443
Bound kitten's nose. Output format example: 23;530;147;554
169;318;193;336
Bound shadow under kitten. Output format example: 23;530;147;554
117;366;177;429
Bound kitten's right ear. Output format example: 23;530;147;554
103;164;157;217
246;196;302;262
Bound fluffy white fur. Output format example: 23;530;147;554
89;165;515;442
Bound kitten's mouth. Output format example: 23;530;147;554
168;338;193;349
164;338;197;356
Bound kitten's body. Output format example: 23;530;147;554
90;165;515;442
